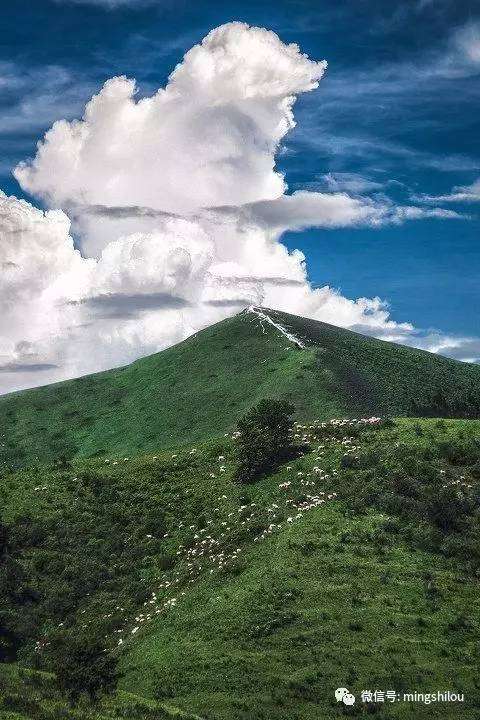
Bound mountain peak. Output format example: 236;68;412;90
243;306;307;349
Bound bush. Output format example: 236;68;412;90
447;613;472;631
437;438;480;466
427;486;467;533
413;422;424;436
234;399;295;483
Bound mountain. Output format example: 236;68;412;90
1;306;479;470
2;307;480;719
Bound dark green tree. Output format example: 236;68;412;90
234;399;295;483
49;631;120;706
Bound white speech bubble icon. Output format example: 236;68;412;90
335;687;349;702
343;692;355;706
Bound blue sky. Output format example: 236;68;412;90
0;0;479;384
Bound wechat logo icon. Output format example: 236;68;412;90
335;687;356;706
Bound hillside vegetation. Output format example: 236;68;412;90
2;416;480;719
1;308;480;470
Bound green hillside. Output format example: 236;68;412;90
2;416;480;719
1;308;480;471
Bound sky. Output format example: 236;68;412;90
0;0;479;393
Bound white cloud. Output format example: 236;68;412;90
0;22;475;393
242;193;463;228
14;24;327;224
412;332;480;364
426;20;480;79
309;172;384;194
454;22;480;66
0;190;94;389
415;178;480;203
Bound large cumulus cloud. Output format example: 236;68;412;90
15;25;326;219
0;22;474;393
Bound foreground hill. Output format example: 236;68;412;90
1;417;480;719
1;307;480;470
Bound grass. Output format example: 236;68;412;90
2;417;480;719
1;308;479;470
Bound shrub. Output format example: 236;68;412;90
437;438;480;466
447;613;472;631
340;454;358;469
427;486;467;533
413;422;424;436
348;621;364;632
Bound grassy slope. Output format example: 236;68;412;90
1;309;480;470
2;418;480;719
125;509;478;720
263;308;480;418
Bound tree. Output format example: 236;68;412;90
234;399;295;483
49;631;120;706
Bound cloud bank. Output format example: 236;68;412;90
0;22;475;393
